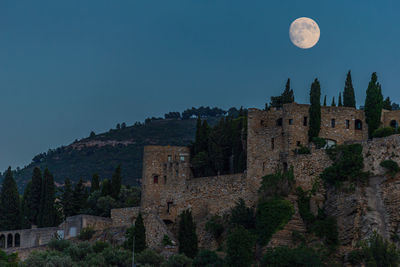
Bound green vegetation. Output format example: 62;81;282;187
0;249;18;267
372;127;397;138
178;209;198;258
348;232;400;267
294;145;311;155
124;212;146;253
0;168;21;230
205;215;225;241
262;246;324;267
259;167;294;201
193;250;224;267
226;226;255;267
321;144;368;186
78;226;95;241
308;78;322;141
338;92;343;106
229;198;255;230
331;96;336;107
311;137;327;149
365;72;384;138
380;159;400;176
343;70;356;107
162;235;173;246
268;78;295;109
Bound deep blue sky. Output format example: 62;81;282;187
0;0;399;170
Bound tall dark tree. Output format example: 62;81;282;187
323;95;327;106
38;169;57;227
226;226;255;267
331;97;336;107
343;70;356;107
0;168;21;230
101;179;112;197
111;165;122;199
61;178;75;218
91;174;100;193
21;182;32;229
178;210;198;258
134;212;146;253
365;72;384;138
308;79;321;141
281;78;295;104
383;97;392;110
30;167;42;225
338;92;343;107
72;178;88;215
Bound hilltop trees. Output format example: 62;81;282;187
331;97;336;107
60;178;75;218
323;95;327;106
365;72;384;138
338;93;343;107
308;79;321;141
30;167;42;225
269;78;295;108
38;168;58;227
0;168;20;230
343;70;356;107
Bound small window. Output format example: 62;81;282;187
296;141;301;146
355;119;362;130
180;156;185;162
153;175;159;184
390;120;398;129
260;120;264;126
289;119;293;125
271;138;275;150
276;118;283;126
331;119;335;128
283;162;288;172
176;170;179;177
164;175;167;184
167;201;173;214
167;155;172;162
346;120;350;129
303;117;308;126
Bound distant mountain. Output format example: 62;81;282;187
4;106;238;191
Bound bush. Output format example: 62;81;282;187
262;246;324;266
78;226;95;241
161;254;193;267
205;216;224;241
294;145;311;155
380;159;400;176
101;247;132;267
225;226;255;267
48;239;72;252
311;137;327;149
256;198;294;245
259;167;295;199
92;241;111;253
372;127;396;138
162;235;173;246
136;249;164;266
193;250;224;267
230;199;255;230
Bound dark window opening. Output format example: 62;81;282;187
167;201;173;214
296;141;301;146
355;119;362;130
260;120;264;126
163;219;174;225
271;138;275;150
289;119;293;125
167;155;172;162
346;120;350;129
164;175;167;184
153;175;159;184
283;162;288;172
303;117;308;126
14;234;20;247
390;120;398;129
276;118;283;126
331;119;335;128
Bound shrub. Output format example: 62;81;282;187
193;250;224;267
161;254;193;267
380;159;400;176
178;210;198;259
205;216;224;240
101;247;132;267
262;246;324;267
92;241;111;253
259;167;295;199
372;127;396;138
311;137;327;149
136;249;164;266
78;226;95;241
48;239;72;252
225;226;255;267
256;198;294;245
162;234;173;246
294;145;311;155
229;199;255;230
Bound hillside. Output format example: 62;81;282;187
7;116;221;190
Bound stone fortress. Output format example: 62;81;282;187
3;102;400;258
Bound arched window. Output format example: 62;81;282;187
0;235;5;249
14;233;20;247
355;119;362;130
7;234;13;248
390;120;398;129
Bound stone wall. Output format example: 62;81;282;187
111;207;140;227
59;215;112;239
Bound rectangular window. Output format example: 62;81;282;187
167;201;173;214
331;119;335;128
164;175;167;184
167;155;172;162
346;120;350;129
303;117;308;126
180;156;185;162
153;175;159;184
271;138;275;150
289;119;293;125
296;141;301;146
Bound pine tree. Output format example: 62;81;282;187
383;97;392;110
111;165;122;199
134;212;146;253
21;182;32;229
365;72;384;138
38;168;56;227
343;70;356;107
90;174;100;193
30;167;42;225
323;95;327;106
331;97;336;107
61;178;75;218
338;93;343;106
72;178;88;215
0;167;21;230
308;79;321;141
178;210;198;258
281;78;295;104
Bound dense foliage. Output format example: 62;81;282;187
178;210;198;258
262;246;324;267
308;78;321;141
364;72;384;138
372;127;397;138
123;212;147;253
225;226;255;267
268;78;295;108
380;159;400;177
0;168;21;230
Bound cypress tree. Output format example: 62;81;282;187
111;165;122;199
72;178;87;215
38;168;56;227
331;97;336;107
226;226;255;267
194;117;203;154
90;174;100;193
101;179;112;197
0;167;21;230
281;78;295;104
383;97;392;110
308;79;321;141
134;212;146;253
21;182;32;229
61;178;75;218
323;95;327;106
338;93;343;106
343;70;356;107
178;210;198;258
365;72;384;138
30;167;42;225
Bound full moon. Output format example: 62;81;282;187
289;17;320;49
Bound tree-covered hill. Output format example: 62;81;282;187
3;107;235;191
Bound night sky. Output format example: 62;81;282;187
0;0;399;170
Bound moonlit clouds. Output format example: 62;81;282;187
289;17;320;49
